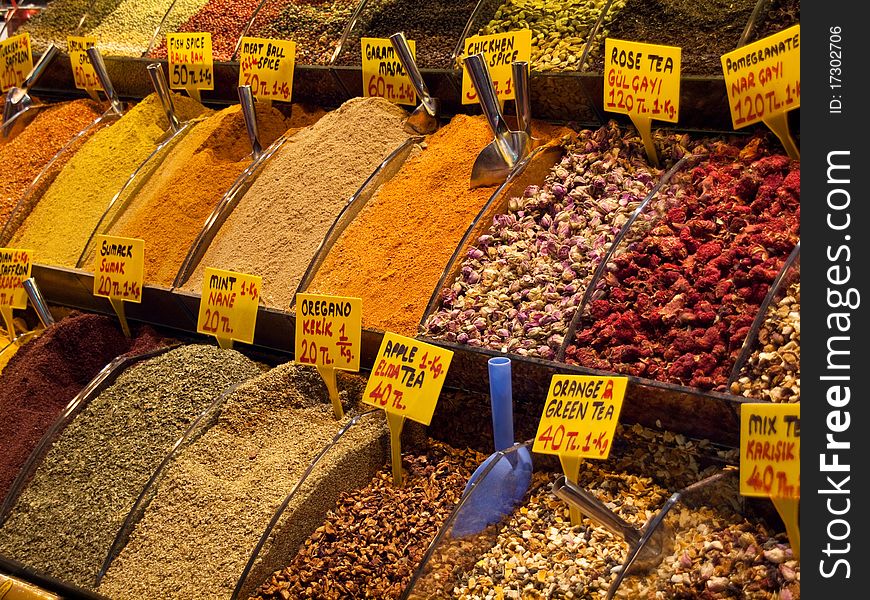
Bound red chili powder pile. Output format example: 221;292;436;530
0;312;168;503
565;136;800;390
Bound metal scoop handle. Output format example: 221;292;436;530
147;63;180;132
86;47;123;115
3;44;61;126
388;32;436;117
511;60;531;136
464;52;518;167
238;85;262;160
22;44;60;94
552;475;642;546
22;278;55;328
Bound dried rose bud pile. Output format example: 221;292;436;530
423;122;692;361
253;441;485;600
566;137;800;390
731;280;800;403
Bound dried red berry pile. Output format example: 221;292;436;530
565;136;800;391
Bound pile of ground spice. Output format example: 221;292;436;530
748;0;800;43
0;100;105;233
88;0;208;56
565;136;800;390
587;0;758;75
98;363;386;600
335;0;479;69
0;344;264;589
245;0;357;65
307;115;566;336
182;96;411;308
252;440;485;600
18;0;123;51
7;93;210;267
94;103;311;286
0;312;166;505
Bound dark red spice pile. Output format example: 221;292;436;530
565;136;800;390
0;312;167;502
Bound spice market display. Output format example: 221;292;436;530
1;1;801;598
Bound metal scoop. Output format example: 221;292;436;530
237;85;263;160
86;46;125;116
147;63;181;134
2;43;60;138
512;60;532;138
465;53;530;189
389;31;439;135
552;475;675;573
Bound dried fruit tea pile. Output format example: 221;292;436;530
98;364;386;600
0;345;263;588
565;136;800;390
423;122;696;360
253;441;485;600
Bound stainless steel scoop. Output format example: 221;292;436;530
2;44;60;138
465;53;530;189
389;31;439;135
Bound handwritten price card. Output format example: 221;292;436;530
93;236;143;302
167;32;214;98
361;38;416;106
67;36;103;92
461;29;531;104
534;375;627;459
197;267;261;347
363;333;453;426
0;33;33;92
604;39;680;122
722;25;800;128
740;403;800;499
295;293;361;371
238;37;296;102
0;248;31;309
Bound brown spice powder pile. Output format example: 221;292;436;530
182;97;411;308
306;114;499;336
97;103;319;286
0;100;105;229
253;441;485;600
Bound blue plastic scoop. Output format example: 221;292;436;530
452;357;533;536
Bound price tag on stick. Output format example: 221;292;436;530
363;333;453;485
197;267;261;349
67;36;102;100
721;25;800;159
534;374;627;525
167;32;214;103
0;248;32;341
603;38;681;165
361;37;417;106
92;235;143;337
740;403;800;559
0;33;33;92
295;293;362;419
461;30;532;105
238;37;296;104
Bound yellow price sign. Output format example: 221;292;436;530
0;574;60;600
361;37;416;106
722;25;800;129
295;293;361;371
740;403;800;499
0;248;32;310
533;375;627;459
604;39;681;122
67;36;103;92
197;267;261;347
92;235;143;303
167;32;214;96
238;37;296;102
363;332;452;426
461;30;532;105
0;33;33;92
